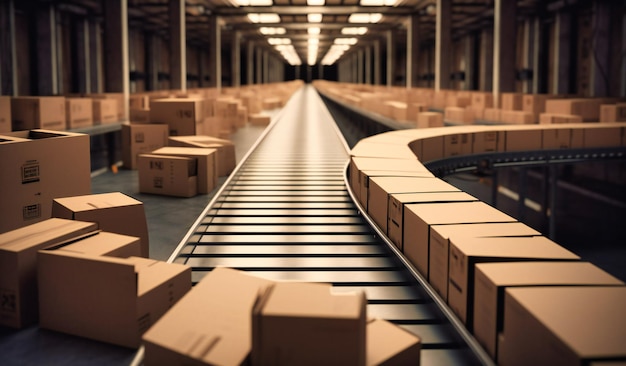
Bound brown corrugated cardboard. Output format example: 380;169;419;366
92;99;118;124
583;124;622;148
429;222;540;302
129;109;151;124
368;177;461;235
501;93;523;111
504;128;543;151
0;218;97;328
600;104;626;122
142;267;275;365
150;146;218;194
168;135;236;176
138;154;198;197
500;110;534;125
404;201;517;282
65;98;93;130
472;130;502;153
474;262;624;360
444;107;474;124
542;126;582;149
52;192;150;258
90;93;124;120
252;281;367;366
447;236;580;331
443;132;472;157
539;113;583;124
129;95;150;110
545;98;606;122
150;98;204;136
0;130;91;233
416;112;443;128
471;92;494;110
483;108;501;122
0;96;12;133
387;192;478;252
408;103;428;122
38;232;190;348
366;318;421;366
11;97;66;131
121;123;169;170
249;113;271;126
522;94;554;123
499;286;626;366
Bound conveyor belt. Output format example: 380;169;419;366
167;85;493;366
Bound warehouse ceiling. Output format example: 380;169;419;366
56;0;549;66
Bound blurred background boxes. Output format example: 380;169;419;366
65;98;93;130
0;96;11;133
92;99;118;125
11;97;66;131
137;154;198;198
121;123;169;170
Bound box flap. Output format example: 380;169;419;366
0;218;97;252
43;231;141;258
53;192;142;213
432;222;540;240
451;236;580;259
406;201;516;225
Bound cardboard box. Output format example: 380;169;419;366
252;281;367;366
416;112;443;128
499;286;626;366
443;132;472;157
38;232;190;348
121;123;169;170
444;107;474;124
0;96;12;133
11;97;66;131
65;98;93;130
504;128;543;151
129;95;150;110
429;222;540;301
348;157;432;207
368;177;461;235
447;236;580;330
545;98;605;122
471;92;494;110
168;135;236;176
522;94;553;123
0;130;91;233
474;261;624;360
583;124;622;148
408;103;428;122
249;113;271;126
483;108;501;122
404;201;517;282
52;192;150;258
600;103;626;122
90;93;124;120
142;267;275;365
384;101;408;121
0;218;97;328
129;109;151;124
366;318;421;366
472;130;502;153
150;146;218;194
93;99;118;124
138;154;198;198
387;192;478;252
501;93;523;111
501;110;535;125
542;126;584;149
539;113;583;124
150;98;204;136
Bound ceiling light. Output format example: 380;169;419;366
348;13;382;23
259;27;286;35
248;13;280;23
341;27;368;35
308;38;319;45
234;0;273;5
307;13;322;23
307;27;321;35
360;0;397;5
306;0;325;5
334;37;358;45
268;38;291;45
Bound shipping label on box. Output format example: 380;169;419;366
138;154;198;197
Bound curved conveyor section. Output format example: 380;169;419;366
167;85;493;365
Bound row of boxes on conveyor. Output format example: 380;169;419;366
1;211;422;365
347;124;626;366
313;80;626;127
0;81;304;134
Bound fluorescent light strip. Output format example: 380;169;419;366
248;13;280;23
307;13;322;23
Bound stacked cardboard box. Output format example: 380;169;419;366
0;96;11;133
0;130;91;233
416;112;443;128
137;154;198;197
65;98;93;130
600;103;626;122
149;147;218;194
150;98;205;136
444;107;474;124
168;135;236;176
11;97;66;131
121;123;169;170
92;99;118;125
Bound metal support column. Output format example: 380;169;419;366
522;19;534;94
479;29;494;91
89;19;103;93
0;0;18;95
493;0;517;107
357;48;364;84
169;0;185;91
37;3;58;95
104;0;129;119
590;0;610;97
435;0;452;91
465;35;475;90
208;15;221;89
232;31;241;87
408;14;420;88
247;41;254;85
553;10;571;95
374;39;381;85
386;30;394;87
365;45;372;84
263;50;269;84
256;48;262;84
